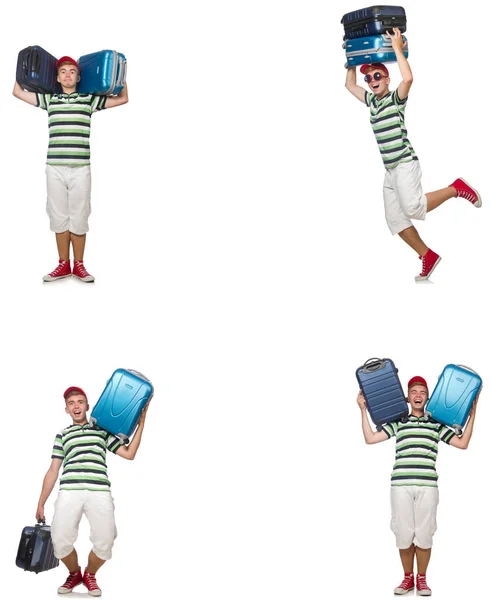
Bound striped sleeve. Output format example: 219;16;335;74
393;89;408;106
438;424;456;444
382;421;398;439
36;93;51;110
90;95;107;113
106;431;123;453
51;433;64;460
365;91;374;107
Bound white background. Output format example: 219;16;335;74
1;0;490;598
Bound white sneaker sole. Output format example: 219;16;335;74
57;581;82;594
414;256;442;282
458;177;482;208
72;274;95;283
43;274;72;282
394;587;414;595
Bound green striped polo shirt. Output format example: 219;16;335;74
36;93;106;166
365;89;418;169
52;424;122;492
382;416;455;487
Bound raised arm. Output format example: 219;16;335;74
389;28;413;101
345;66;367;104
105;82;129;109
357;391;389;444
449;394;480;449
36;458;62;521
13;81;38;106
116;399;150;460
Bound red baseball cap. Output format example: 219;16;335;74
56;56;79;71
407;376;428;391
63;386;87;400
360;62;389;76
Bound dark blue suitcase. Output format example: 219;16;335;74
89;368;153;444
356;357;408;430
77;50;127;95
16;521;59;574
341;5;406;40
425;364;482;435
16;46;58;93
344;33;408;67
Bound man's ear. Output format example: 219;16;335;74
77;75;80;82
86;404;89;411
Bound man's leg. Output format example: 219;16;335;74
415;546;431;574
56;231;71;262
87;549;105;574
425;187;456;212
60;548;80;572
398;226;428;256
70;233;87;262
399;544;416;573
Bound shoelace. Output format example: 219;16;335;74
399;575;414;590
419;255;428;276
63;571;80;587
84;572;99;590
74;261;90;277
416;575;430;590
50;261;68;276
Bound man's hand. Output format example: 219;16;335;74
357;390;366;410
35;504;45;522
388;27;407;52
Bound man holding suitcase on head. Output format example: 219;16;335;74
345;28;482;281
36;386;149;596
13;56;128;283
357;376;479;596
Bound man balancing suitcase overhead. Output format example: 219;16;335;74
344;28;482;282
35;386;150;596
13;54;128;283
357;375;479;596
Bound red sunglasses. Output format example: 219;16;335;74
364;72;387;83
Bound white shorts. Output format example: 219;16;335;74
383;160;427;235
51;490;117;561
46;165;92;235
390;486;439;550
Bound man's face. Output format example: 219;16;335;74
364;68;390;96
57;64;80;90
65;394;89;423
408;385;428;412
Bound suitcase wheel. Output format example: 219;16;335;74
376;424;382;432
454;426;463;436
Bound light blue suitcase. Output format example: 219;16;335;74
344;33;408;68
425;364;482;435
89;368;153;444
77;50;127;95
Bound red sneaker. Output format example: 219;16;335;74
57;569;83;594
43;259;71;282
450;178;482;207
416;573;432;596
73;260;95;283
394;572;415;595
83;569;102;596
415;249;441;282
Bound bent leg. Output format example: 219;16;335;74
398;226;428;257
60;548;80;572
87;549;106;575
85;492;117;563
51;491;84;561
426;186;456;212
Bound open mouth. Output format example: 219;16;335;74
414;400;423;406
372;84;380;91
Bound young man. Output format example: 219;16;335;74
36;386;150;596
357;376;478;596
13;56;128;283
345;28;482;281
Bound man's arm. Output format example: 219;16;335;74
389;28;413;101
104;83;129;109
116;399;150;460
36;458;62;521
449;395;480;449
357;391;389;444
13;81;38;106
345;67;367;104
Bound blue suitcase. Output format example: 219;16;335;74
356;357;408;430
341;5;406;40
16;46;58;93
77;50;127;95
425;364;482;435
89;368;153;444
344;33;408;68
16;521;59;574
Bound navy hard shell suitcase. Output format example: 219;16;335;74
344;33;408;67
77;50;127;95
425;364;482;435
89;368;154;444
16;521;59;574
16;46;58;93
341;5;406;39
356;357;408;430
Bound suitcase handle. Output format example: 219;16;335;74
126;368;154;398
362;358;385;373
116;58;127;88
31;49;41;75
456;364;479;375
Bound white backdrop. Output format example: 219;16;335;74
1;1;490;599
